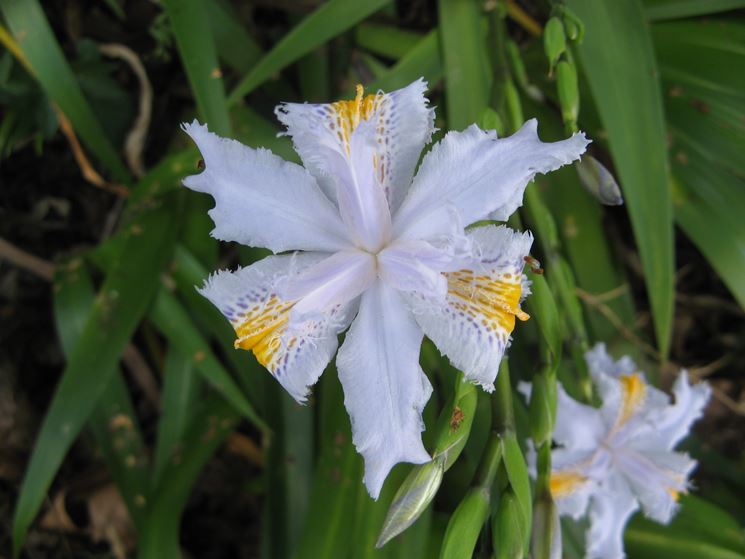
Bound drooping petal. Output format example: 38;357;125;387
613;443;694;524
645;370;710;449
198;253;355;402
280;249;376;320
336;281;433;499
182;121;350;253
275;78;435;211
586;476;639;559
393;120;589;241
550;467;595;520
405;225;532;391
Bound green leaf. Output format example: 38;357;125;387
644;0;745;21
438;0;490;130
162;0;231;136
355;23;422;60
12;200;178;556
149;289;268;433
139;395;239;559
366;30;443;93
566;0;674;356
293;373;360;559
227;0;392;105
54;261;149;529
207;0;262;75
151;348;199;485
0;0;129;180
624;525;745;559
673;179;745;310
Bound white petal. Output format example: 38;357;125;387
378;239;458;301
592;367;667;433
182;121;350;253
614;444;694;524
336;281;432;499
198;253;354;402
280;250;376;319
405;225;532;390
275;78;435;212
553;384;606;453
335;119;393;251
645;370;711;449
393;119;589;241
586;476;639;559
585;343;638;378
552;468;595;520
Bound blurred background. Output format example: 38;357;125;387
1;0;744;558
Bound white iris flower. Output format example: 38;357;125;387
182;79;589;498
548;344;711;559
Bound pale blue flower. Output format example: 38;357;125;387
182;79;588;498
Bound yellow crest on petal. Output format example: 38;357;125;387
550;470;588;497
331;84;382;153
233;295;294;369
617;373;647;427
445;270;530;337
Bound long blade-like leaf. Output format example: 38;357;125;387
12;200;178;556
567;0;674;356
438;0;489;130
0;0;129;179
162;0;231;135
227;0;392;105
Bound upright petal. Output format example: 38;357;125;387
182;121;350;253
275;79;435;211
585;343;638;379
199;253;355;402
393;120;589;241
405;225;532;391
336;281;433;499
553;384;606;453
335;118;393;251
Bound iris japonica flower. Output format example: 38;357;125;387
181;79;588;498
546;344;711;559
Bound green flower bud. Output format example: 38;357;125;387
531;494;562;559
575;155;624;206
439;487;491;559
556;60;579;130
543;17;566;71
376;456;445;548
493;489;527;559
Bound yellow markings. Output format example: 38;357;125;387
618;373;647;427
331;84;382;153
668;488;681;501
445;270;529;335
234;295;293;369
550;470;587;497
